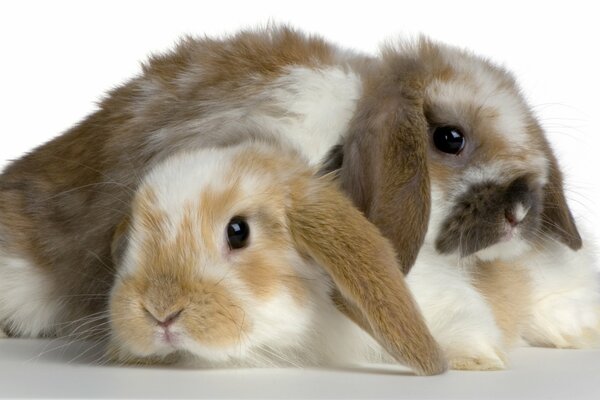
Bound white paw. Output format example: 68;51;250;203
524;295;600;349
0;329;7;338
444;333;508;371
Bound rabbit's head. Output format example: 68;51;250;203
411;38;581;260
329;38;580;264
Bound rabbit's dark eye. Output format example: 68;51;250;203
227;217;250;250
433;126;465;155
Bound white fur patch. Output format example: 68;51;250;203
522;232;600;348
475;236;532;262
0;255;63;337
449;158;548;202
264;66;362;164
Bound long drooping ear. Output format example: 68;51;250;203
287;177;446;376
334;59;430;274
541;151;582;250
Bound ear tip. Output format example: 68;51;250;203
413;350;449;376
568;235;583;251
565;218;583;250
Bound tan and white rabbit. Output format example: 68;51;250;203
341;39;599;370
1;25;595;371
0;26;430;344
106;140;445;373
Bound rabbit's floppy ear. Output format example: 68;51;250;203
287;176;446;375
541;150;582;250
331;57;430;275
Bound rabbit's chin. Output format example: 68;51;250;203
472;235;533;263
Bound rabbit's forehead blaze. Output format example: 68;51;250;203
135;206;204;279
129;186;238;278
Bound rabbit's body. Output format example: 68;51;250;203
0;28;368;339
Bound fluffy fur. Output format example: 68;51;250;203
1;25;597;372
108;141;446;375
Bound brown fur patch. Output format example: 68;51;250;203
473;260;532;346
338;53;431;275
111;215;131;265
145;26;336;94
533;124;582;250
235;212;307;304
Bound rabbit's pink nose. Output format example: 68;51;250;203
505;210;519;227
157;309;183;328
144;308;184;328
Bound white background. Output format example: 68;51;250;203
1;1;600;398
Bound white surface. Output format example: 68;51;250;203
0;339;599;399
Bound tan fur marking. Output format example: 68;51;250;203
235;213;307;304
288;174;446;375
183;279;249;348
473;260;532;346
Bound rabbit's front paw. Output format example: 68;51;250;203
445;335;507;371
524;295;600;349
